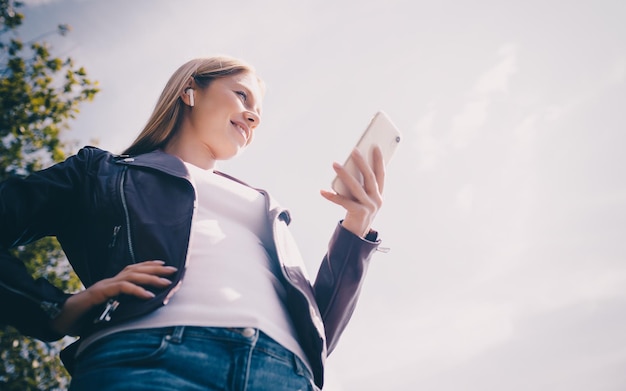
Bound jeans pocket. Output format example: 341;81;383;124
252;349;315;391
75;329;170;373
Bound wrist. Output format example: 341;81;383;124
341;217;370;238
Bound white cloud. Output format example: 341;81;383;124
512;114;538;145
474;44;518;95
413;110;446;170
449;44;517;149
399;300;516;366
411;44;519;168
518;264;626;314
449;98;490;149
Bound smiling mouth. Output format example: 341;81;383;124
231;121;248;142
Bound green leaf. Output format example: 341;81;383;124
1;0;99;388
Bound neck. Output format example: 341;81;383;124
163;134;217;171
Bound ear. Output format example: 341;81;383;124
180;78;195;107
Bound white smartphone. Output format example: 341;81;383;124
331;111;402;197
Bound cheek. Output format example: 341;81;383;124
195;107;219;129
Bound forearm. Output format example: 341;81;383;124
49;260;177;335
49;289;99;336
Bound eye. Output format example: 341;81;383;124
235;90;247;102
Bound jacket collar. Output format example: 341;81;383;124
115;149;292;225
114;149;191;181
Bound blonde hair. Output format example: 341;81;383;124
123;56;261;156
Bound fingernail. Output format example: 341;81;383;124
146;291;156;298
159;278;172;284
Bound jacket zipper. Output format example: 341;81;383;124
95;299;119;323
108;225;121;248
119;166;136;264
95;166;133;324
0;280;62;318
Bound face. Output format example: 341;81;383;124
183;72;263;162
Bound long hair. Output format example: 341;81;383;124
123;56;261;156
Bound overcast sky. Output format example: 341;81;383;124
19;0;626;390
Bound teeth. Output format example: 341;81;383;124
233;123;247;140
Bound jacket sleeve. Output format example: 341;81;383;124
313;222;380;354
0;147;94;341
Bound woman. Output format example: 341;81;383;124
0;56;385;390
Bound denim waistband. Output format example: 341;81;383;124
140;326;312;379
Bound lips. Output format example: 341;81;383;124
231;121;249;143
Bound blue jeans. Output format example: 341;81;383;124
69;326;316;391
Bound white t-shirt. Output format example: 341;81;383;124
77;162;309;371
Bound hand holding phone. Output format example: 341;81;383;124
331;111;401;198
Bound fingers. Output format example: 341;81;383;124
113;280;158;299
334;148;384;206
322;163;379;214
372;146;386;195
320;188;355;210
322;146;386;237
120;260;178;278
332;161;365;201
87;260;178;304
356;146;385;196
115;260;177;288
350;148;379;198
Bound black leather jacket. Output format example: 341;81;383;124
0;146;380;388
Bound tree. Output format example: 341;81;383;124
0;0;99;389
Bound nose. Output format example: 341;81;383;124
245;111;261;128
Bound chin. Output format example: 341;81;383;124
217;148;244;161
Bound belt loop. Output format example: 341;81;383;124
292;353;304;376
168;326;185;344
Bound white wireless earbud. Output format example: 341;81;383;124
186;88;194;107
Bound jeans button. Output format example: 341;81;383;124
242;327;255;338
